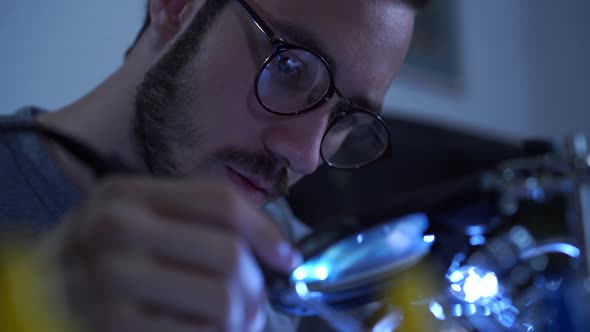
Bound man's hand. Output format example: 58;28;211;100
39;176;301;332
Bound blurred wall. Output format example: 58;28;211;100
0;0;145;113
385;0;590;140
1;0;589;140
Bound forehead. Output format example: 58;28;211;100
250;0;416;108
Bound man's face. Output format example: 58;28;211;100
135;0;415;206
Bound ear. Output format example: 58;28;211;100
149;0;196;42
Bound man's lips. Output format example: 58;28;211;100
224;166;271;202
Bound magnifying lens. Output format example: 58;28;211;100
265;172;505;317
266;213;435;316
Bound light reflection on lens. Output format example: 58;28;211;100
290;214;433;290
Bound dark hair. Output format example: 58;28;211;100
125;0;431;58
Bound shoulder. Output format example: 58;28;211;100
0;107;47;183
0;107;39;176
0;107;44;124
0;106;78;234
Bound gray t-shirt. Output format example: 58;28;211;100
0;107;80;234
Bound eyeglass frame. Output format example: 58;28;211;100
234;0;393;169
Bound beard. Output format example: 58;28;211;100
133;0;288;198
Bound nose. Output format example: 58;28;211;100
262;108;331;176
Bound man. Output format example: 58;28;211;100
0;0;424;330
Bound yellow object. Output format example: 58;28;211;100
0;239;79;332
382;259;443;332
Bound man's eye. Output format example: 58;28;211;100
275;53;302;80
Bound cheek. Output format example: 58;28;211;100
197;7;267;116
187;35;266;150
200;39;254;109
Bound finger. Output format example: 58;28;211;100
79;199;265;285
122;202;269;281
246;293;268;332
141;223;269;332
94;177;302;273
99;254;258;331
95;301;215;332
131;205;269;326
122;207;269;330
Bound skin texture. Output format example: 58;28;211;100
34;0;416;330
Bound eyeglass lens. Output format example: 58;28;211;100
257;48;332;113
257;48;389;168
322;112;390;169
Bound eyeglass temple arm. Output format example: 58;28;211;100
234;0;276;42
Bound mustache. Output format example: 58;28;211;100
215;148;289;197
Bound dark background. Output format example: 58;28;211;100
287;113;526;228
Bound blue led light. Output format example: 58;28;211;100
293;266;308;281
423;234;435;243
356;234;364;244
469;235;486;246
429;301;446;320
291;262;331;283
295;281;309;298
314;265;329;281
448;266;500;304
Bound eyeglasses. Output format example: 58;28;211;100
234;0;392;170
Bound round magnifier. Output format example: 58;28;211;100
268;213;435;316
